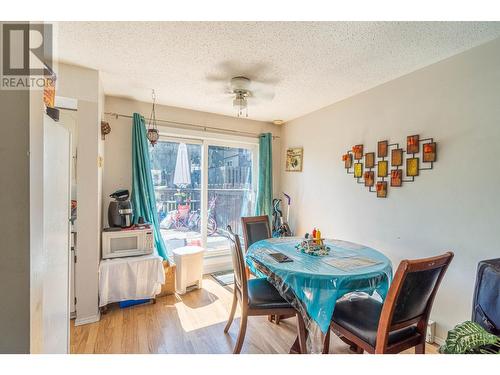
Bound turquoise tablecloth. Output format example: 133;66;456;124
246;237;393;351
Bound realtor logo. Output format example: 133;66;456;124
1;23;54;89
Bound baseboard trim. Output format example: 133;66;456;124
74;312;100;326
433;335;445;346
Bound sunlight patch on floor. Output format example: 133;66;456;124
174;277;240;332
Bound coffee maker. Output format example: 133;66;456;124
108;189;133;228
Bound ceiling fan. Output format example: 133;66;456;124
207;75;276;118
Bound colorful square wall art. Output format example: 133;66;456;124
342;135;436;199
364;171;374;187
391;169;402;187
354;162;363;178
376;181;387;198
378;160;388;177
406;157;419;177
423;142;437;162
378;140;388;158
286;147;303;172
365;152;375;169
391;148;403;167
342;153;353;169
407;135;420;154
352;145;364;160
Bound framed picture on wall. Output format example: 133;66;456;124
286;147;303;172
376;181;387;198
352;145;364;160
391;148;403;167
365;152;375;169
378;160;388;177
407;135;420;154
343;153;353;169
364;171;374;187
406;157;419;177
354;162;363;178
378;140;388;158
391;169;402;187
423;142;437;162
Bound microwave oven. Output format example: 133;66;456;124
102;228;154;259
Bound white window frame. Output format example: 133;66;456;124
155;125;259;257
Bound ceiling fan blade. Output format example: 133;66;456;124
247;96;269;105
250;77;280;86
250;88;275;101
205;73;229;83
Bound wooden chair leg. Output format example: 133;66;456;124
233;312;248;354
322;328;331;354
296;313;308;354
415;342;425;354
224;289;238;333
354;346;364;354
338;335;363;353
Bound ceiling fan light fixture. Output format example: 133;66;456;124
233;96;247;110
231;76;251;91
233;91;248;118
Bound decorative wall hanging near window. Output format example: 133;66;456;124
342;135;437;198
286;147;303;172
101;121;111;140
146;89;160;146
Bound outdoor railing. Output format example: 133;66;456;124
154;186;253;236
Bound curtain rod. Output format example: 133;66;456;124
104;112;280;140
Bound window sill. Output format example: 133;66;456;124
204;248;230;258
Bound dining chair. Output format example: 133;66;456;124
240;215;288;324
224;225;307;354
241;215;272;251
329;251;454;354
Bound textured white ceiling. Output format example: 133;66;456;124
57;22;500;122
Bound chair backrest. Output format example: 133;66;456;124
241;215;271;250
227;225;248;304
472;258;500;334
376;251;454;350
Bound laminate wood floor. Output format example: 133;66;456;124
71;276;439;354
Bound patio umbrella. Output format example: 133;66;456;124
173;143;191;187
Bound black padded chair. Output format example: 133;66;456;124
241;215;272;251
223;226;307;353
472;258;500;335
240;215;288;324
330;252;454;354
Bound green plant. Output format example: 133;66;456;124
440;321;500;354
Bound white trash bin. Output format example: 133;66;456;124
172;246;205;294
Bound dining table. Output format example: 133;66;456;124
245;237;393;354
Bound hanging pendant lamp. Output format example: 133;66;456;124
147;89;160;146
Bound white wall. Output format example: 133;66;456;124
102;96;281;227
280;38;500;341
57;63;103;325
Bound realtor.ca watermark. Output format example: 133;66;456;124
1;23;54;90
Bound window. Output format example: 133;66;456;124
207;145;254;252
150;135;257;258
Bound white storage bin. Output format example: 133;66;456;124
172;246;205;294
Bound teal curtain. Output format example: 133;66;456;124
255;133;273;217
131;113;168;259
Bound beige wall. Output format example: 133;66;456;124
0;82;31;354
280;38;500;341
102;96;281;228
